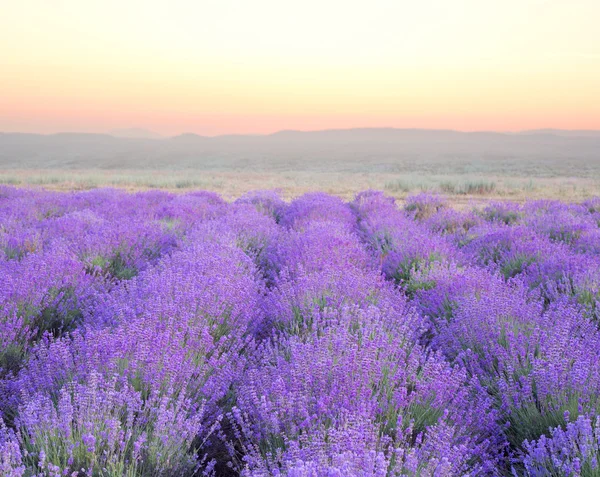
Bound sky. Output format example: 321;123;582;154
0;0;599;136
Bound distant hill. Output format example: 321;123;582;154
108;128;163;139
1;128;599;176
519;129;600;138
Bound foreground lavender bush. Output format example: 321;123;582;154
522;413;600;476
18;372;208;476
230;307;502;475
0;418;24;477
10;235;265;474
2;186;600;476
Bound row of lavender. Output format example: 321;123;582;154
1;185;600;475
355;192;600;475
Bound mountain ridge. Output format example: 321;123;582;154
2;127;600;140
1;127;599;173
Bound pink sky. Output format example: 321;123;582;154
1;0;598;135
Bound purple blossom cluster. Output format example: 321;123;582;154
522;413;600;476
355;192;600;475
2;186;600;476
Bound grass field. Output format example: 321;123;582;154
1;168;598;202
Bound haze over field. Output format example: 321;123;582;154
0;127;598;200
1;128;600;174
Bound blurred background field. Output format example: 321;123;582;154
1;128;599;201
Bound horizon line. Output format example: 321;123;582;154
2;126;600;140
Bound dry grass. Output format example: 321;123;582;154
1;168;599;202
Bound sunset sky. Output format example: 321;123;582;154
1;0;599;136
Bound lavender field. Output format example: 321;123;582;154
2;186;600;476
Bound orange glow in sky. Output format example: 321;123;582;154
1;0;599;135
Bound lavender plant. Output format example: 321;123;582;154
1;186;600;476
